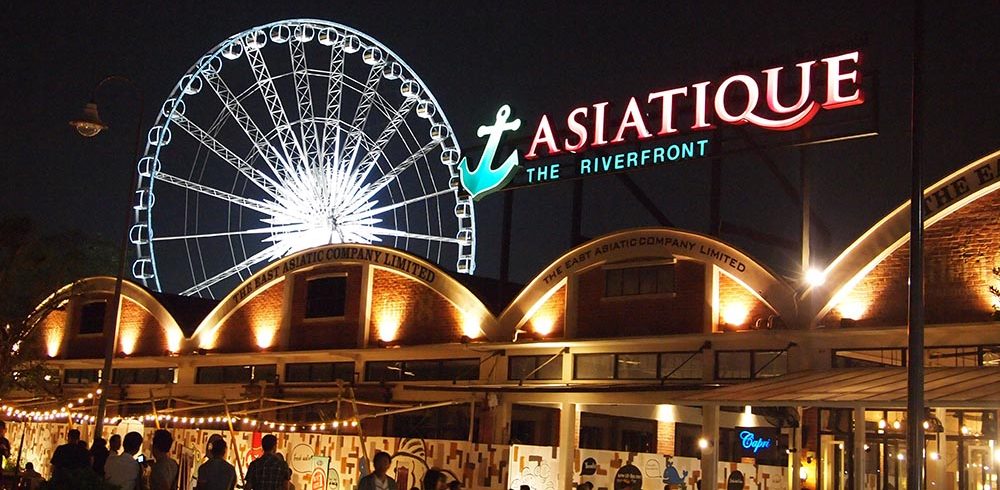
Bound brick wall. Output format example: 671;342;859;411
658;420;676;455
823;188;1000;327
718;273;776;330
64;294;112;360
575;259;706;338
288;265;364;350
213;283;285;352
369;268;464;345
118;298;169;356
36;307;67;358
526;284;566;338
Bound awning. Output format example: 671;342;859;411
678;367;1000;409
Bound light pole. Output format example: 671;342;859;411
69;75;144;439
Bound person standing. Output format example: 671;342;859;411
0;421;11;463
50;429;90;480
104;431;145;490
358;452;397;490
90;437;110;477
196;439;236;490
109;433;122;455
21;462;44;490
150;429;179;490
243;434;291;490
422;470;447;490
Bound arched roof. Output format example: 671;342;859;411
29;276;187;341
189;244;498;344
497;227;796;334
801;148;1000;324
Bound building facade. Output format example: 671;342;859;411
10;149;1000;490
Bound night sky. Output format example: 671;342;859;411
2;2;998;291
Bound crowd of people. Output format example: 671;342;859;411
13;426;465;490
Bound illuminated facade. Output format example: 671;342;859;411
15;149;1000;490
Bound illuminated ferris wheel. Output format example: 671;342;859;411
129;19;475;298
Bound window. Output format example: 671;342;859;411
305;276;347;318
508;355;564;381
574;354;615;379
833;348;906;368
674;423;703;458
660;352;703;380
79;301;106;335
112;368;175;385
716;350;788;380
926;346;982;367
604;264;675;297
196;364;276;384
64;369;100;385
616;353;658;379
285;362;354;383
365;359;479;382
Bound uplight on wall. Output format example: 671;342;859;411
721;302;749;327
254;325;277;350
461;313;482;339
119;328;139;356
167;329;183;354
46;331;62;358
530;314;556;336
377;306;403;343
836;299;868;320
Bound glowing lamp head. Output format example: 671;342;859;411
721;303;750;327
805;267;826;287
530;314;556;336
69;102;108;137
697;437;710;450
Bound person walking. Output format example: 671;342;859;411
50;429;90;480
90;437;110;477
150;429;179;490
358;452;397;490
243;434;291;490
104;431;145;490
196;439;236;490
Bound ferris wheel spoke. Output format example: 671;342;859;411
345;97;417;192
170;113;282;198
154;172;278;217
336;64;384;192
320;41;346;168
245;43;307;169
349;139;439;208
290;38;320;163
350;187;454;221
367;227;462;244
151;223;312;242
179;245;280;296
202;70;289;178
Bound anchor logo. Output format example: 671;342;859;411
458;105;521;200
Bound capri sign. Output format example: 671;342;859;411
459;51;865;196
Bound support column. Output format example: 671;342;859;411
854;406;867;490
559;402;577;490
701;404;719;490
930;407;947;489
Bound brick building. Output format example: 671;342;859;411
14;149;1000;490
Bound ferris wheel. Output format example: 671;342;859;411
129;19;475;298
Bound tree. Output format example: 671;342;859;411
0;215;117;398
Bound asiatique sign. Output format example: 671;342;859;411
459;51;864;200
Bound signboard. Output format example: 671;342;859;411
613;464;643;490
458;51;865;199
310;456;330;490
726;470;746;490
580;457;597;476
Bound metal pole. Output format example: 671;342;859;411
92;76;144;439
222;397;246;488
906;1;925;489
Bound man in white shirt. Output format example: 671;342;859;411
105;431;145;490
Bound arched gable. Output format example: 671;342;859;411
190;244;497;350
498;228;795;336
803;149;1000;325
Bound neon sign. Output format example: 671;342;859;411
525;51;863;159
457;51;864;198
739;430;774;453
458;105;521;200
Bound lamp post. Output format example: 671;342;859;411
70;75;145;439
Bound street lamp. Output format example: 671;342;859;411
71;75;144;439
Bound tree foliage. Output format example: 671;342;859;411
0;215;117;397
